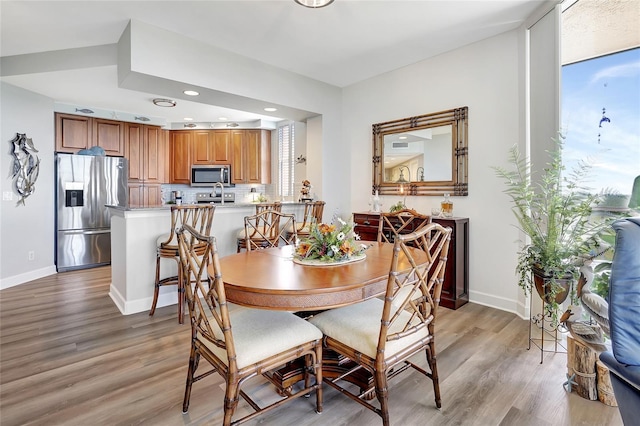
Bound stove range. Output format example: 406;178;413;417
196;192;235;204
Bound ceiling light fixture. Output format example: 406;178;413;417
153;98;176;107
184;117;193;121
183;90;199;96
294;0;335;8
264;107;277;112
218;116;228;121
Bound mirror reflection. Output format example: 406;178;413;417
372;107;468;197
383;124;453;183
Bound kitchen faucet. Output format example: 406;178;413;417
213;182;225;204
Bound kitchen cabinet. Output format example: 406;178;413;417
352;212;469;310
192;130;231;165
125;123;168;207
231;129;271;184
170;131;192;184
55;113;125;156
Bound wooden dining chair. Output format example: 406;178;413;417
236;201;282;252
177;224;323;426
149;204;215;323
244;210;297;251
309;223;452;426
284;200;325;240
377;208;432;243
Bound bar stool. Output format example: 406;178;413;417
284;200;325;240
149;204;215;323
236;202;281;252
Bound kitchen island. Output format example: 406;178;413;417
107;203;307;315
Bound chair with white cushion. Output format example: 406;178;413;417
149;204;215;323
285;200;325;240
244;209;297;251
177;224;323;426
309;223;452;426
236;202;282;252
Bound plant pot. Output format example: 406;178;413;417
532;266;573;305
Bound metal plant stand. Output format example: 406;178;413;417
528;292;567;364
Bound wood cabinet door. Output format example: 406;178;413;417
246;130;261;183
93;118;124;156
212;130;231;163
231;130;246;183
144;126;165;183
170;131;192;184
127;183;143;208
55;113;91;152
143;184;163;207
192;131;211;164
125;123;144;182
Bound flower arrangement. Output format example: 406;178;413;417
294;216;369;263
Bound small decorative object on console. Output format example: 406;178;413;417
295;216;369;264
299;179;313;202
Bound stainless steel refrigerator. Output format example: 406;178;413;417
55;153;128;272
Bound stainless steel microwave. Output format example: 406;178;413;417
190;165;233;187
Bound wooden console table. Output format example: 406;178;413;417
352;211;469;310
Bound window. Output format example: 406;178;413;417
278;122;295;198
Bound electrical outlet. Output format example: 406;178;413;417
28;251;35;261
2;191;12;201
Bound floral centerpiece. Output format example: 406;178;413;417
294;216;369;264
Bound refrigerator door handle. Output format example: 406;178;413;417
62;229;109;235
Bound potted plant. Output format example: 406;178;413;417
494;137;613;322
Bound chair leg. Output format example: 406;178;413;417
182;344;199;413
149;253;161;316
314;344;323;414
374;369;390;426
177;259;184;325
223;377;241;426
426;343;442;409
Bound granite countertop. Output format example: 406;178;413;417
107;201;308;211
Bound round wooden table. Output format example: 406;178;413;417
217;242;426;311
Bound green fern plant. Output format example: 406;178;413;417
493;137;614;311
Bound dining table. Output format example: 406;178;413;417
217;241;428;311
216;241;429;395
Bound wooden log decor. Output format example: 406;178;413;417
566;335;598;400
596;360;618;407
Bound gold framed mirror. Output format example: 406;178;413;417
372;106;468;196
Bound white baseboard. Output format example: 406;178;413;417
468;289;528;320
0;265;57;290
108;283;178;315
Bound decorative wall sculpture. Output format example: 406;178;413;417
10;133;40;206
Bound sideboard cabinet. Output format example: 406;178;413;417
352;212;469;310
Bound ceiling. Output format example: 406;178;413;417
0;0;549;125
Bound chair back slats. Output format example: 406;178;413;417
298;201;325;229
159;205;215;248
377;208;431;246
177;224;237;366
379;223;451;351
244;210;297;251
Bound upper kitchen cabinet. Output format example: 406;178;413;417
170;131;192;184
192;130;231;165
125;123;168;207
231;129;271;184
125;123;167;183
55;113;125;156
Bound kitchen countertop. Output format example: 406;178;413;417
107;201;308;211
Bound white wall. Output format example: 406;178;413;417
343;30;525;316
0;82;57;288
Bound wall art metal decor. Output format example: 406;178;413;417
10;133;40;206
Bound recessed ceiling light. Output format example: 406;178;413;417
264;107;277;112
294;0;335;8
184;117;193;121
153;98;176;107
218;116;228;121
399;136;407;140
183;90;199;96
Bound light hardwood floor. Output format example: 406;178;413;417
0;267;623;426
